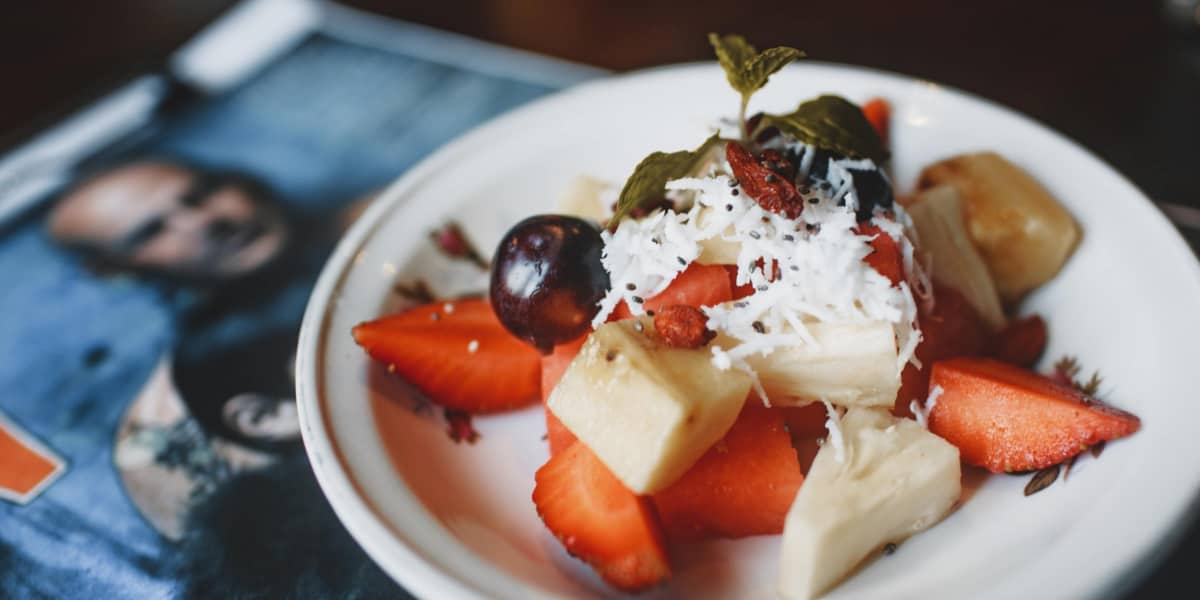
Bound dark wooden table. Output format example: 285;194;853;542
2;1;1198;597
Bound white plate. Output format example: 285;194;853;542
296;63;1200;600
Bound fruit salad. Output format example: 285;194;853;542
351;34;1141;599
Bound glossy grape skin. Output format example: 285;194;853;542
489;215;609;354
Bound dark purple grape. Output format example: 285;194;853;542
490;215;609;353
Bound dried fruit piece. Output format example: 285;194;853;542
654;305;716;349
726;141;804;218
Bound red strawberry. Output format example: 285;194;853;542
922;285;991;360
724;265;756;300
726;141;804;218
541;336;586;455
351;299;541;413
533;441;671;591
777;403;829;440
653;402;803;542
861;98;891;146
990;315;1048;368
893;284;990;417
611;263;734;320
856;222;904;286
928;357;1141;473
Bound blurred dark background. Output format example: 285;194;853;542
0;0;1197;597
2;0;1198;208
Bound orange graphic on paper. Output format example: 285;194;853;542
0;410;66;504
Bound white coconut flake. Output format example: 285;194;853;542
595;147;922;392
911;384;945;428
822;399;846;463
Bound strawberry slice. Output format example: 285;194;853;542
541;336;587;455
352;299;541;413
726;141;804;218
861;98;891;146
777;403;829;439
893;284;991;417
533;441;671;592
856;222;904;285
928;357;1141;473
653;402;803;543
611;263;734;319
990;315;1048;368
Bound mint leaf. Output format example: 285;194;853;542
708;33;803;131
755;95;888;163
612;134;723;224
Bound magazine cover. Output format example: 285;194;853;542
0;1;600;597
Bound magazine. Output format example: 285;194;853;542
0;1;601;597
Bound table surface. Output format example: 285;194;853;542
2;1;1198;597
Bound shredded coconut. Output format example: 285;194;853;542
593;143;924;409
910;384;945;428
822;399;846;463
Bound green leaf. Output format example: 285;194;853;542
709;34;802;98
755;95;889;163
612;134;723;224
708;33;803;129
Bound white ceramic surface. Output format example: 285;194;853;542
296;63;1200;600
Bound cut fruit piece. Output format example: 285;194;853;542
857;222;904;286
917;152;1080;303
990;315;1048;368
542;336;588;456
894;283;992;416
779;408;961;600
533;441;671;592
544;408;576;457
351;299;541;413
611;262;734;320
653;401;803;543
548;319;752;494
777;403;829;440
695;206;743;265
906;185;1006;331
861;98;890;146
920;284;991;361
557;175;612;223
928;357;1140;473
720;320;900;408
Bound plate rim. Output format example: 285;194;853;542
296;60;1200;600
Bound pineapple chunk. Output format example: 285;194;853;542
720;320;900;408
547;319;751;494
917;152;1080;303
557;175;612;223
907;185;1007;330
778;408;961;600
695;206;742;265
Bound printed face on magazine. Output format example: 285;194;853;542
48;161;289;281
